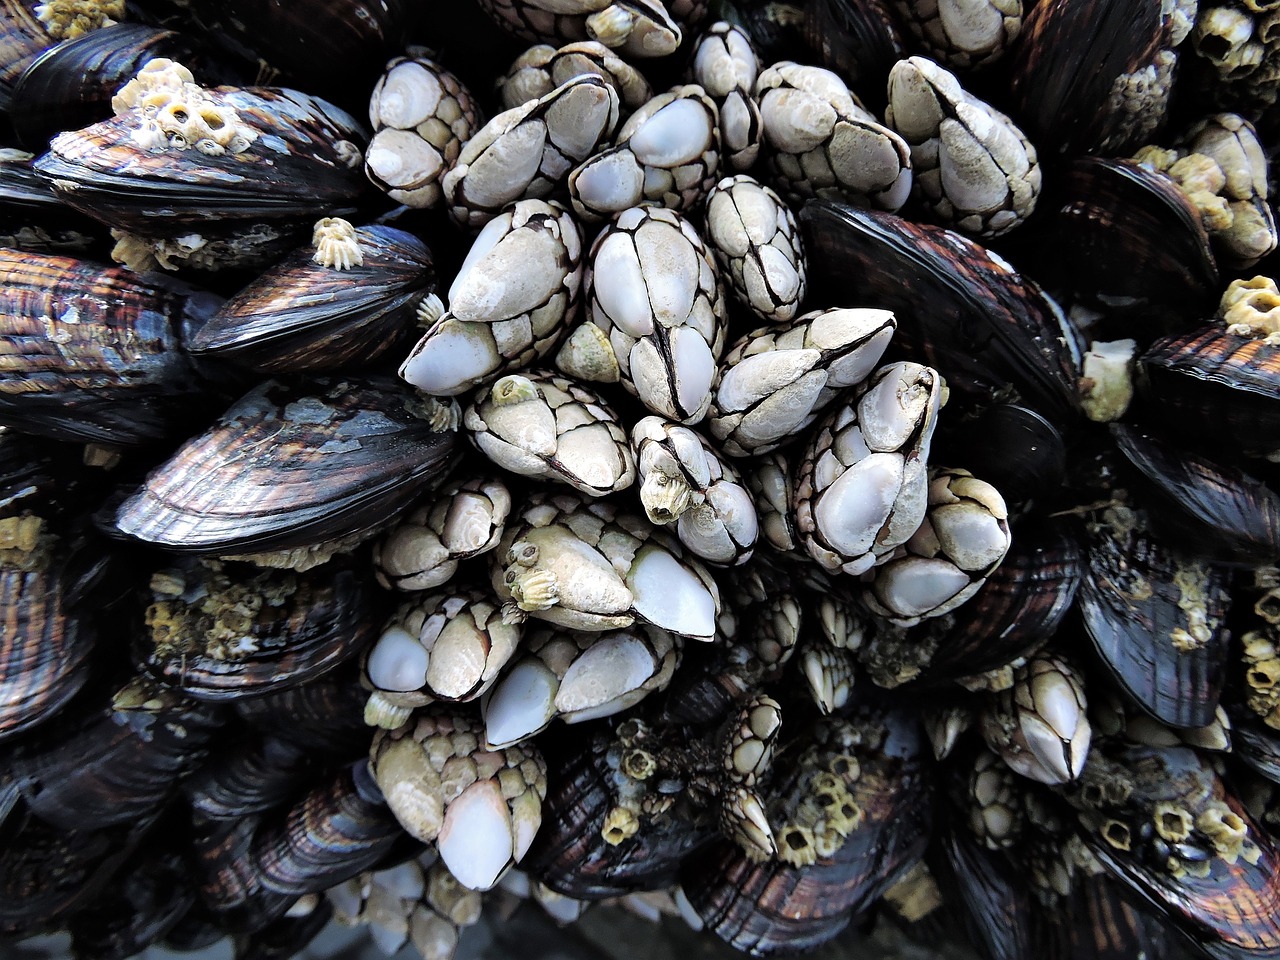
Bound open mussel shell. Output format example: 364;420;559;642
681;707;930;956
34;86;368;242
0;248;232;445
189;225;434;373
135;560;378;701
800;199;1082;424
1141;325;1280;457
114;376;458;555
1080;508;1232;729
524;724;716;898
10;22;222;150
1033;158;1218;326
1112;423;1280;562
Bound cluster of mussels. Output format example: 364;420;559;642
7;0;1280;958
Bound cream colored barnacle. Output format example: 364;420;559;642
35;0;124;39
1153;801;1195;842
640;472;691;524
115;59;258;156
1198;803;1249;861
602;805;639;844
311;218;365;271
490;375;541;407
508;569;559;612
1221;275;1280;340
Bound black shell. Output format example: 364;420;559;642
1034;158;1218;326
1141;325;1280;457
189;225;434;373
184;734;328;821
114;377;458;555
1007;0;1174;157
8;679;223;831
1080;510;1232;729
190;815;297;935
9;22;220;150
801;200;1082;424
34;86;368;241
251;762;404;896
0;248;230;445
802;0;905;115
135;560;378;701
681;707;931;956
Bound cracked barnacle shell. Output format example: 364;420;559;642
465;371;635;497
490;492;721;641
499;41;653;113
582;205;726;424
400;199;583;396
801;200;1083;423
444;74;620;230
370;707;546;891
689;23;763;171
189;224;434;373
34;61;368;270
889;0;1022;70
980;654;1090;785
482;622;679;746
0;247;231;445
472;0;682;57
1061;742;1280;959
709;307;896;456
137;558;376;701
885;56;1041;237
802;0;906;117
568;84;721;222
365;53;481;209
793;361;943;576
115;377;458;558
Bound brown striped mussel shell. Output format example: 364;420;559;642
114;376;458;556
0;247;231;445
189;225;435;373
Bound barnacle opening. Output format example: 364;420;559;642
622;748;656;780
312;218;365;271
1197;804;1248;860
602;806;639;844
34;0;123;39
1153;802;1195;842
1101;819;1132;851
778;824;817;866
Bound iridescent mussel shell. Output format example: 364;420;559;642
189;225;434;373
0;248;229;445
114;377;458;556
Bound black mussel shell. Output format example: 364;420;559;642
932;403;1067;507
1080;508;1232;729
190;814;297;935
251;762;404;897
920;518;1081;682
1231;708;1280;787
189;225;434;373
0;150;101;253
1112;423;1280;562
936;825;1031;960
1141;325;1280;457
1007;0;1173;157
801;200;1082;424
1066;743;1280;960
184;734;327;821
66;841;197;960
0;562;96;744
0;0;58;114
0;248;231;445
231;662;371;755
1034;873;1173;960
135;560;378;701
802;0;905;115
34;86;367;241
8;679;223;831
524;724;717;898
10;22;226;150
114;376;458;555
234;897;333;960
1034;158;1218;326
681;707;931;956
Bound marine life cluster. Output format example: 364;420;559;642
3;0;1280;958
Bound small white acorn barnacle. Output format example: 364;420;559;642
311;217;365;270
115;58;259;156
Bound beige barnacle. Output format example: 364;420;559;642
1198;802;1249;861
116;59;258;156
885;57;1040;237
690;23;763;170
312;218;364;270
1101;819;1132;851
34;0;124;39
889;0;1022;70
1221;275;1280;339
1153;801;1195;842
